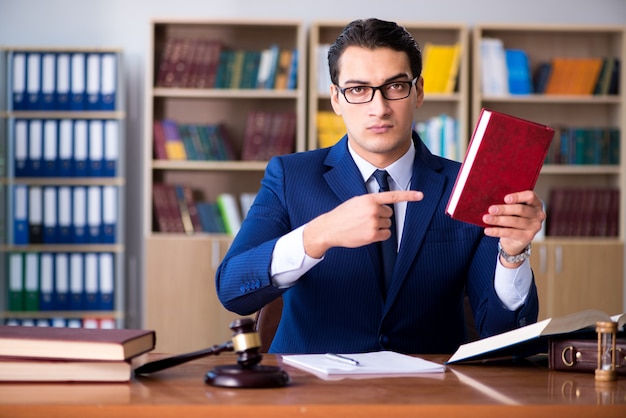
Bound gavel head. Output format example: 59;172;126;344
230;318;263;368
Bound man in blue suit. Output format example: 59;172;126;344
216;18;544;354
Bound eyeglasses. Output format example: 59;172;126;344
336;77;418;104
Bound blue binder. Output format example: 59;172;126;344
11;52;27;110
85;53;101;110
70;53;86;110
103;120;118;177
27;119;43;177
42;186;58;244
88;120;104;177
42;119;58;177
102;186;117;243
57;119;73;177
100;53;117;110
13;119;29;177
55;53;71;110
87;186;102;243
57;186;72;244
40;52;56;110
28;186;43;244
72;120;88;177
13;185;29;245
69;253;85;310
39;253;55;311
84;253;100;310
23;253;40;311
99;253;115;311
53;253;70;310
26;52;42;110
72;186;88;244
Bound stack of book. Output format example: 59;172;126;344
0;326;155;382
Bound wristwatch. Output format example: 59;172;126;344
498;241;531;264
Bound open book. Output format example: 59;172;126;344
282;351;445;380
446;309;626;364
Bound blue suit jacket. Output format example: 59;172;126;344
216;133;538;354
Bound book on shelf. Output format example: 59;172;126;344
216;193;242;235
445;108;555;228
479;38;508;95
0;357;133;382
421;42;461;94
447;309;626;364
544;57;604;95
0;326;155;361
281;351;445;380
316;110;345;149
505;49;532;94
546;187;619;237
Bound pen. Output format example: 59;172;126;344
325;353;360;366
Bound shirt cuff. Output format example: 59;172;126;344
493;257;532;311
271;224;323;288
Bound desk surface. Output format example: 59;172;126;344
1;353;625;418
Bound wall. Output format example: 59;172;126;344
1;0;625;327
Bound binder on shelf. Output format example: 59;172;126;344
86;53;101;110
13;119;28;177
72;186;87;243
11;51;27;110
99;253;115;311
27;119;43;177
39;253;55;311
55;53;71;110
54;253;70;310
103;120;119;177
102;186;117;243
57;119;73;177
42;186;58;244
41;52;56;110
57;186;72;243
87;185;102;243
88;120;104;177
43;119;58;176
8;253;24;311
26;52;41;110
13;185;29;245
69;253;84;310
24;253;40;312
70;52;86;110
73;120;88;177
100;53;117;110
84;253;99;310
28;186;43;244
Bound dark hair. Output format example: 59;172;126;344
327;18;422;85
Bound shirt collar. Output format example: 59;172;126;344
348;140;415;191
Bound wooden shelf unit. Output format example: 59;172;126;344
472;24;626;317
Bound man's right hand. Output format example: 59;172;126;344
302;190;423;259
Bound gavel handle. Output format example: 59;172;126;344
134;341;234;375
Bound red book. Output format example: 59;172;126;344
446;108;555;227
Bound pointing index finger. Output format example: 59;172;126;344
373;190;423;204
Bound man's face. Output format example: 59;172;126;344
330;46;424;168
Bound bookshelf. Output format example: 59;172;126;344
472;24;626;318
0;47;126;328
308;21;469;160
143;19;306;352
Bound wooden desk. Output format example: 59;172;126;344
1;353;625;418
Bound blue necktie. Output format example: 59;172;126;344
372;169;397;293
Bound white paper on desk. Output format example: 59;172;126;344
281;351;445;377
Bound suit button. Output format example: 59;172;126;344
379;334;389;346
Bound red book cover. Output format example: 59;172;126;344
446;108;555;228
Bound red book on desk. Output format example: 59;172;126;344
445;108;554;227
